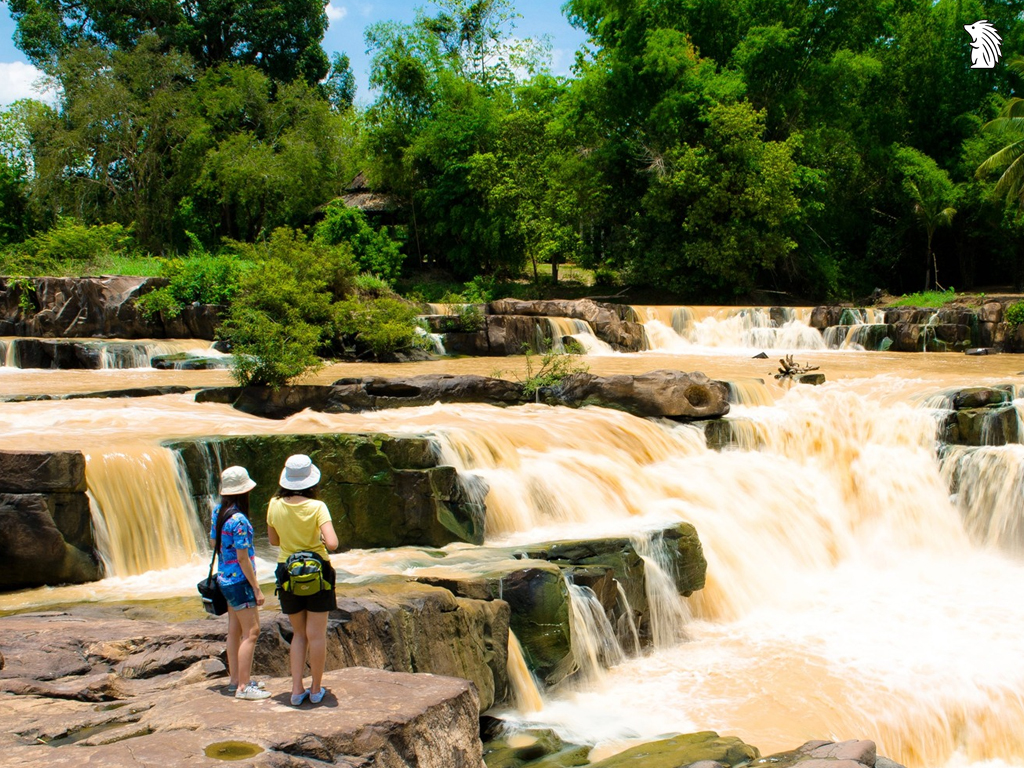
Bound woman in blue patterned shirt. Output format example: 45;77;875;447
209;466;270;701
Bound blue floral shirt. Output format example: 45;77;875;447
209;505;255;587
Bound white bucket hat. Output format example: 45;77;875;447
220;465;256;495
280;454;321;491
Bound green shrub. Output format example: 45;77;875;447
593;265;618;288
316;202;405;283
137;253;248;318
334;295;426;357
888;287;957;308
353;272;395;297
218;228;359;385
2;219;139;275
1005;301;1024;329
222;308;323;388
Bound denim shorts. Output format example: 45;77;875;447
219;579;258;610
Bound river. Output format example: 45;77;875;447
2;306;1023;767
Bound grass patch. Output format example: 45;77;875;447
886;287;957;308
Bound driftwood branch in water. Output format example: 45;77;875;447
774;354;820;380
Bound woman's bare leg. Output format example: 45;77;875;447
305;611;329;695
287;611;308;696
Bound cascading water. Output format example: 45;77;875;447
822;309;891;351
941;444;1024;554
85;444;207;576
633;533;691;648
507;631;545;712
566;581;626;683
546;317;613;355
632;305;825;351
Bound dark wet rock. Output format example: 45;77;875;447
6;338;104;368
151;353;231;370
2;666;485;768
950;386;1013;410
941;405;1020;446
752;351;769;359
705;417;767;452
586;731;759;767
229;385;335;419
795;373;825;385
0;450;86;493
326;374;526;413
965;347;997;355
62;386;195;400
542;370;730;421
486;315;553;355
169;433;486;549
0;276;219;339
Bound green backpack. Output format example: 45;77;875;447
282;551;327;596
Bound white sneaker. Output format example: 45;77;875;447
235;682;271;700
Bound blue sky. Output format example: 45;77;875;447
0;0;589;105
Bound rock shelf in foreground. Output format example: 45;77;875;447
1;666;483;768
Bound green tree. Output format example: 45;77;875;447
315;202;405;283
9;0;331;83
896;146;958;291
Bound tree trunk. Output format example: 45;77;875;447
551;256;560;285
925;229;934;291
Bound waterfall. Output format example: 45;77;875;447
615;582;641;655
567;581;625;682
5;338;20;367
631;305;825;350
85;445;206;576
633;533;691;647
414;325;447;355
100;343;152;369
507;631;545;712
941;445;1024;553
545;317;613;355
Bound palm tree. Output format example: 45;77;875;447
905;179;956;291
976;57;1024;207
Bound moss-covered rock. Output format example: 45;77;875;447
587;732;759;768
168;433;485;548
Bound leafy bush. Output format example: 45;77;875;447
2;219;139;275
334;295;427;357
353;272;395;297
222;308;323;388
496;348;590;401
1005;301;1024;329
219;229;358;387
137;253;248;318
316;202;405;283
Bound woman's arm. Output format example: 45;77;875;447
235;550;265;606
267;524;280;546
320;521;339;552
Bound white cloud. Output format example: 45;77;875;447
325;2;347;22
0;61;57;106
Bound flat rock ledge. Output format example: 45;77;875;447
197;370;730;422
1;666;484;768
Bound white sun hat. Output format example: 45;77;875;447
279;454;321;491
220;466;256;495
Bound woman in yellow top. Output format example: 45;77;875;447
267;454;340;707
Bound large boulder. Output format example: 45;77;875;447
169;433;486;548
325;374;526;413
0;494;101;589
543;370;730;420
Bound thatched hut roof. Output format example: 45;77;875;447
342;172;401;214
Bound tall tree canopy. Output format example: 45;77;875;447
9;0;331;83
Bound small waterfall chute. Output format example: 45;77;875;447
507;631;545;712
567;580;626;682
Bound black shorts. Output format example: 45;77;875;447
275;558;338;615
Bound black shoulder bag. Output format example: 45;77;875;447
197;508;230;616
